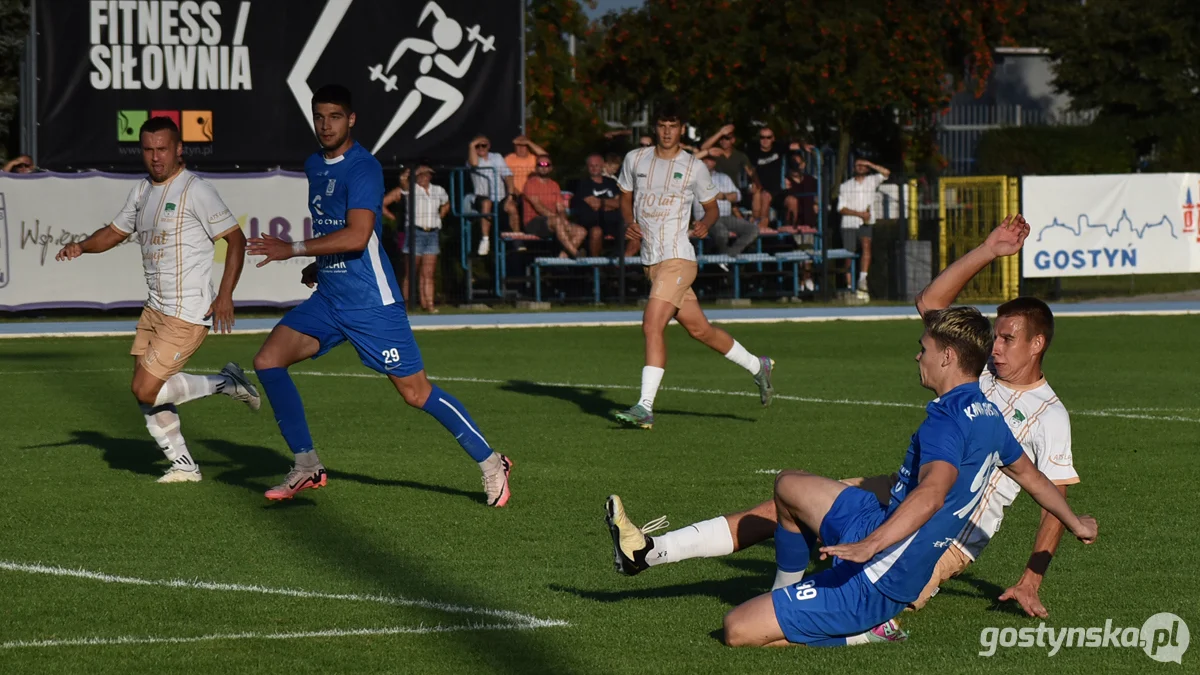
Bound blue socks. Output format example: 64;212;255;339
774;524;815;574
421;384;493;462
257;367;314;455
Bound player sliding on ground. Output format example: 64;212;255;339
607;216;1083;621
55;116;260;483
246;84;512;505
614;103;774;429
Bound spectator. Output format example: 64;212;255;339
694;155;757;269
571;154;623;257
3;155;36;173
522;154;587;258
746;126;787;230
638;135;654;148
700;125;754;193
504;135;548;197
602;153;622;180
393;165;450;313
837;158;891;299
466;134;519;256
784;152;819;231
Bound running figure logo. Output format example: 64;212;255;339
368;1;496;152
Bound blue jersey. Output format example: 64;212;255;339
304;142;402;310
866;382;1025;603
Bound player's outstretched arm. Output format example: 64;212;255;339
999;485;1069;618
55;224;129;261
1000;455;1096;544
248;209;374;268
915;214;1030;315
820;461;958;563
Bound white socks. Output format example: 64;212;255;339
141;404;196;470
639;366;665;411
646;516;735;567
154;372;229;407
858;271;868;288
723;340;761;376
773;569;807;591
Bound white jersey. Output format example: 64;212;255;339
617;147;718;265
110;169;240;326
953;368;1080;560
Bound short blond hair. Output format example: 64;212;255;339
923;306;992;376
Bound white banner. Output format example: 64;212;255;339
0;171;317;311
1022;173;1200;278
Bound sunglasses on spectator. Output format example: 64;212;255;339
475;143;489;149
760;134;774;140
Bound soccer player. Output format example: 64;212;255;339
613;104;774;429
606;216;1082;619
246;85;512;505
717;306;1097;647
55;116;260;483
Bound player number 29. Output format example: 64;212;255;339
382;348;401;365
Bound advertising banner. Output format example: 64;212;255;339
35;0;523;169
0;172;317;311
1022;174;1200;278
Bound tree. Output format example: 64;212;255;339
525;0;606;171
0;0;29;161
1029;0;1200;155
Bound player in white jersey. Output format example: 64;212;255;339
56;116;260;484
613;104;775;429
606;215;1080;621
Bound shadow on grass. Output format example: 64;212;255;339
25;431;164;477
500;380;756;423
933;573;1029;617
550;557;775;607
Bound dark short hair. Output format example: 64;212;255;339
655;102;687;125
923;306;993;376
997;296;1055;355
139;116;180;141
312;84;353;113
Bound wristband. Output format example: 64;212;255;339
292;241;307;257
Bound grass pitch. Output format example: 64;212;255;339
0;315;1196;673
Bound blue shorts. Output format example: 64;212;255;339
770;488;908;645
279;293;424;377
402;229;440;256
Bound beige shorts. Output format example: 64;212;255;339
130;307;209;381
644;259;698;308
907;544;972;611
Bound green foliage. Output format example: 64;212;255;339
0;0;29;160
976;125;1137;176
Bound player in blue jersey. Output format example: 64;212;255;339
246;84;513;505
717;307;1098;647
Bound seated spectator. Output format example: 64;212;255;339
602;153;622;180
504;135;548;198
700;124;753;198
466;134;519;256
570;154;623;257
638;135;654;148
393;165;450;313
695;155;757;268
784;154;819;231
3;155;36;173
747;126;787;230
522;154;587;258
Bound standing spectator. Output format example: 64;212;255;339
504;135;548;198
522;154;587;258
3;155;36;173
571;154;623;257
700;125;754;193
466;134;519;256
694;155;757;268
837;158;891;298
746;126;787;231
393;166;450;313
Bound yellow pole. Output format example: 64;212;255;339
907;179;918;240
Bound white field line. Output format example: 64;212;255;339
0;560;567;629
2;305;1199;340
0;622;548;650
0;367;1195;424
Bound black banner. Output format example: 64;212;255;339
35;0;523;170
